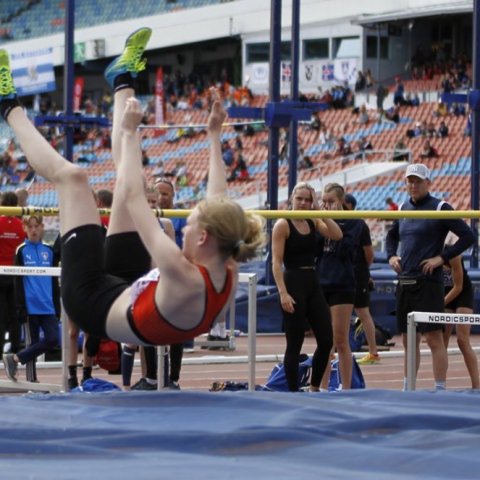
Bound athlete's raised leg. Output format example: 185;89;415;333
105;27;152;236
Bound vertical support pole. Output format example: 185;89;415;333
265;0;282;285
157;346;167;390
247;274;258;391
61;304;69;391
64;0;75;163
406;313;417;391
228;292;236;350
470;0;480;267
287;0;300;194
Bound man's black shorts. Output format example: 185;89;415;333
396;277;444;333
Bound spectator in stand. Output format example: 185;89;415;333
227;151;250;182
385;197;399;211
451;103;466;116
332;137;351;160
365;69;374;89
356;104;370;125
0;192;25;356
297;147;313;170
14;188;28;206
433;100;448;118
393;137;410;161
393;77;406;106
384;196;399;232
221;140;234;167
141;149;150;167
440;75;453;94
425;122;437;138
420;139;438;158
151;159;165;178
318;125;334;147
407;120;426;138
438;121;449;138
23;164;36;183
354;71;366;92
309;111;321;131
354;137;373;160
279;128;289;164
385;105;401;124
405;92;420;107
376;84;387;110
234;135;243;152
308;111;322;142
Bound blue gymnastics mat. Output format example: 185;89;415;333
0;389;479;479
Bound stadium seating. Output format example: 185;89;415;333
0;0;235;43
3;77;474;246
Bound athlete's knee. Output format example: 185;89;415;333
425;331;446;351
68;324;80;340
456;335;471;351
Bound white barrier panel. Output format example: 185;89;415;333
406;311;480;391
0;266;258;393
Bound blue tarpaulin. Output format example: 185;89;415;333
0;389;478;478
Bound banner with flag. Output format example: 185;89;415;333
303;62;321;85
11;48;55;97
281;61;292;87
333;58;357;85
155;66;166;134
321;63;334;81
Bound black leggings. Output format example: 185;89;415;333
61;225;151;339
282;269;333;391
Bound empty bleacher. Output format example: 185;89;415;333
0;0;237;43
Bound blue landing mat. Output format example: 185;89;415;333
0;389;479;479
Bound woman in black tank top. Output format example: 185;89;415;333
272;183;342;391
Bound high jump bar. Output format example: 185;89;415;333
1;206;480;220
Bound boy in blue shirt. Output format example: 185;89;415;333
3;215;60;382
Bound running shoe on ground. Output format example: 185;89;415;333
131;377;157;391
3;353;18;381
357;353;380;365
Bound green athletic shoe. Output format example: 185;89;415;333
0;50;17;100
104;27;152;88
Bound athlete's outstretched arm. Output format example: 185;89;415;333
116;98;189;272
206;92;227;198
